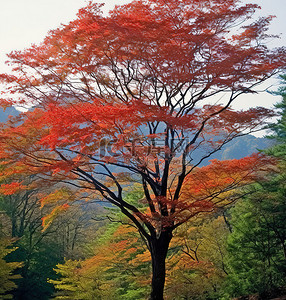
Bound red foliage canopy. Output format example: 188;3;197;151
0;0;284;235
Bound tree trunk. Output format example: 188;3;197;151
149;230;172;300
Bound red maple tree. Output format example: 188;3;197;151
0;1;285;299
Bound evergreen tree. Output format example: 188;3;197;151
0;237;22;299
266;74;286;158
224;75;286;299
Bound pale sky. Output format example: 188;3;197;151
0;0;285;112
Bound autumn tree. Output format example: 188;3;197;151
0;1;285;298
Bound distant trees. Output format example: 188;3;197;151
0;178;98;299
166;215;229;299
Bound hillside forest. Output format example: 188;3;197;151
0;1;285;299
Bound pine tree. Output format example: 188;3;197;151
224;74;286;299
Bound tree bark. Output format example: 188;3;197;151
149;230;172;300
